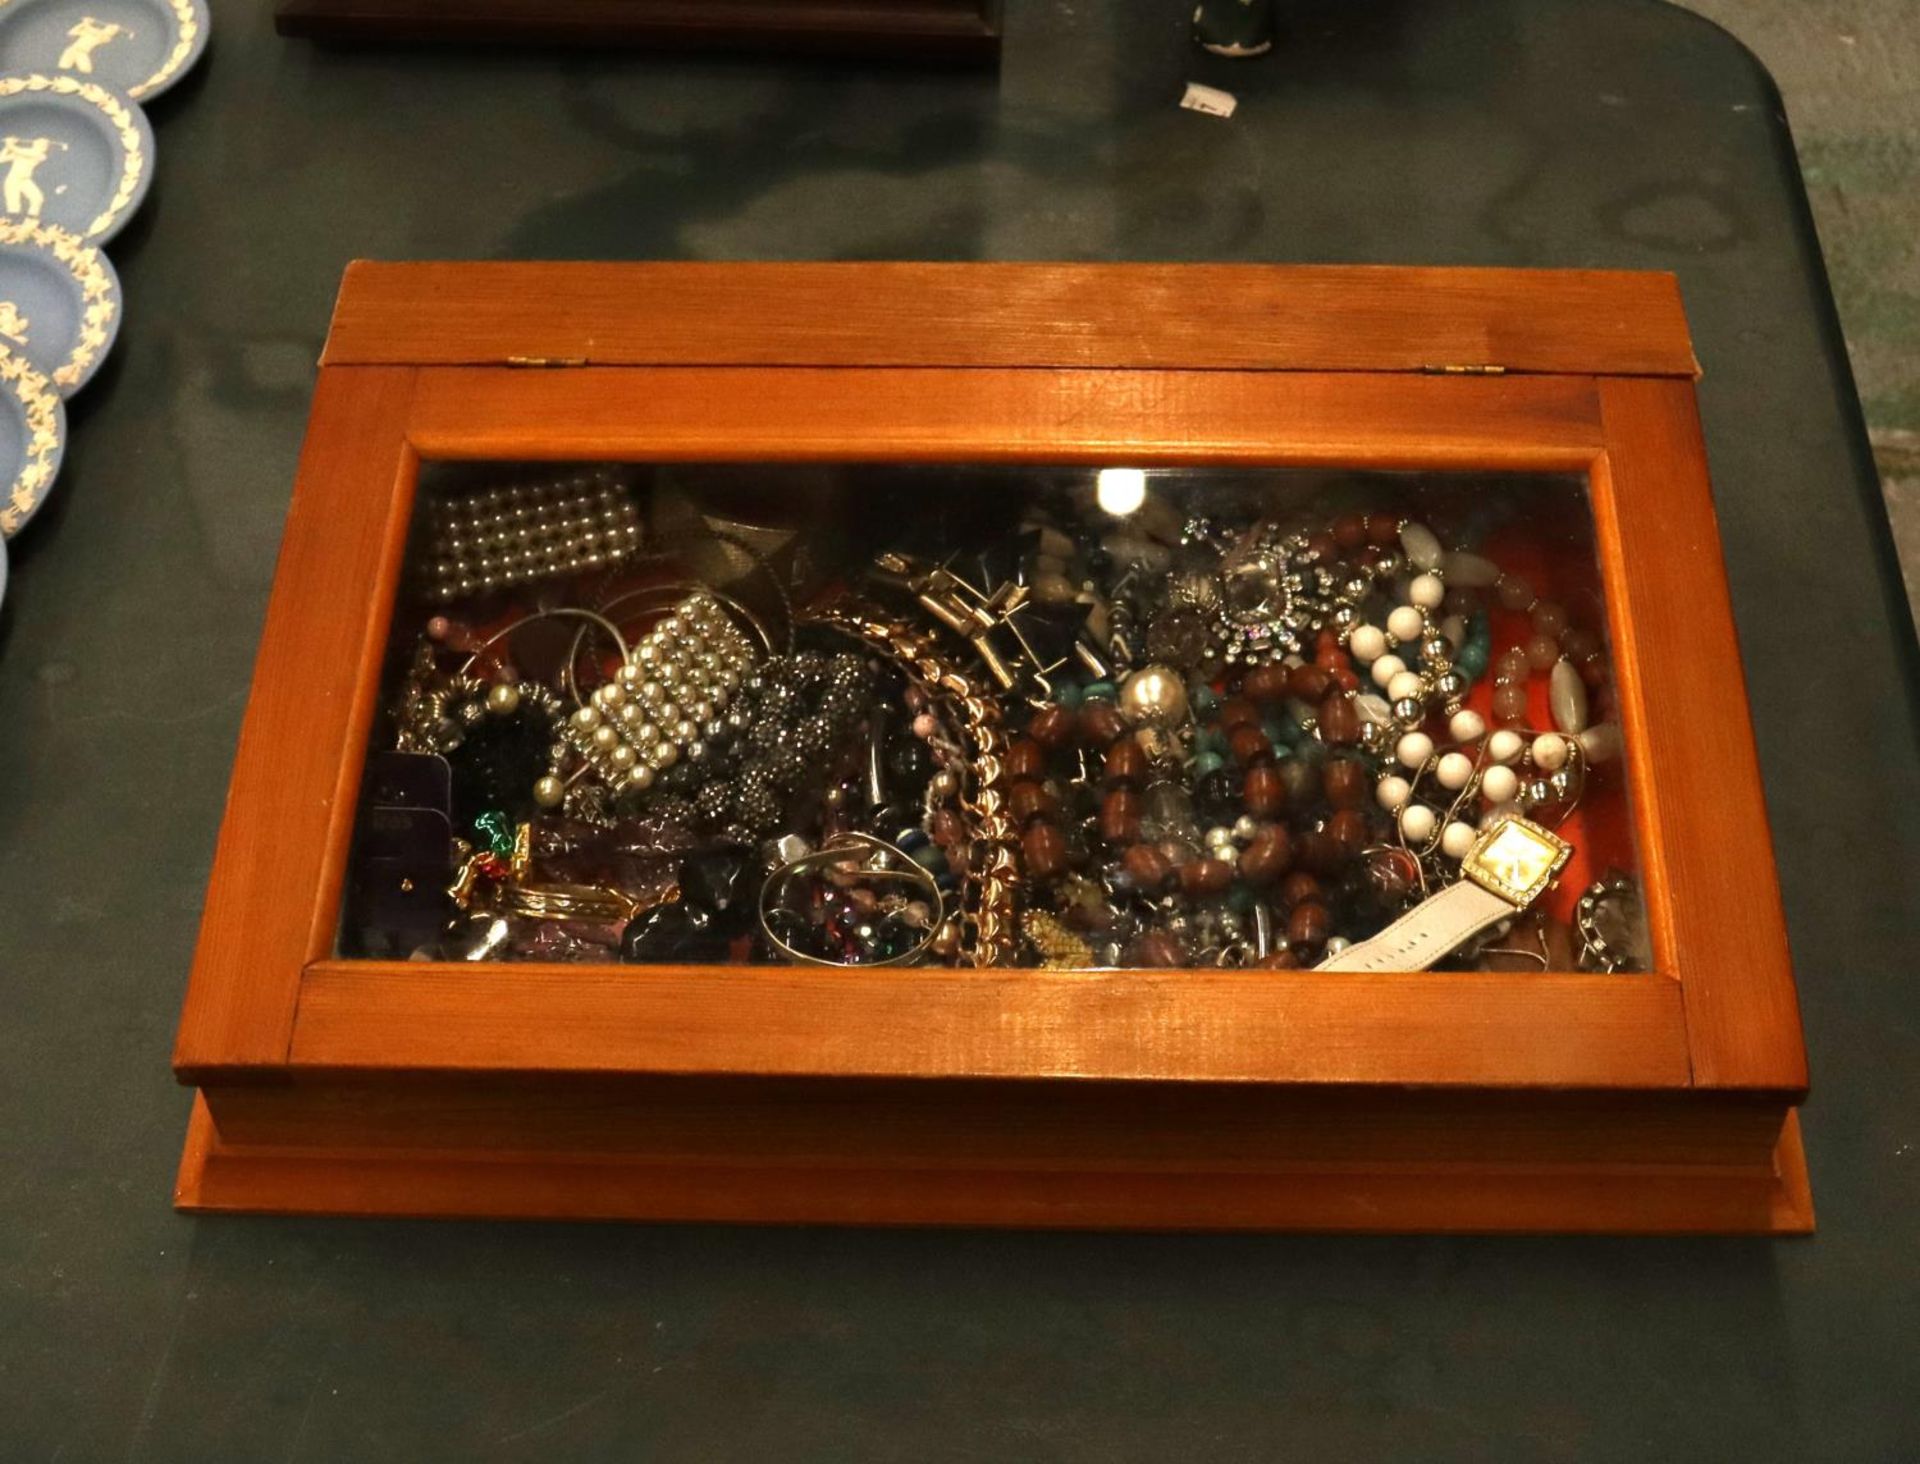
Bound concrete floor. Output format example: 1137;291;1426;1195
1676;0;1920;615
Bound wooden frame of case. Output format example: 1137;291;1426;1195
275;0;1004;61
172;263;1812;1232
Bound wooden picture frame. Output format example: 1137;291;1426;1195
172;263;1811;1232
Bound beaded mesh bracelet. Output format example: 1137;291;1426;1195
419;469;644;603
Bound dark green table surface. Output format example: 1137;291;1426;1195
3;1;1916;1458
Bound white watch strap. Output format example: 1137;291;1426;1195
1314;878;1516;972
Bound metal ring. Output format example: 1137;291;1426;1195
457;607;632;702
757;832;944;967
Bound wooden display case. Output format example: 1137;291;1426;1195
276;0;1004;61
171;262;1811;1232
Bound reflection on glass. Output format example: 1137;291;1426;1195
339;463;1649;975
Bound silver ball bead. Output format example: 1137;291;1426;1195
1117;664;1191;728
1391;696;1424;727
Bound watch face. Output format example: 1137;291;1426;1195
1464;816;1573;906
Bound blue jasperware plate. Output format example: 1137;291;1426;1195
0;71;153;243
0;0;208;101
0;215;116;393
0;338;64;536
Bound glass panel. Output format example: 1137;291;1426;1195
338;462;1649;974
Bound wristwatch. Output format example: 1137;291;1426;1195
1316;815;1574;972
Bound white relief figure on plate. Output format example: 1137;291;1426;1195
58;18;129;75
0;136;61;217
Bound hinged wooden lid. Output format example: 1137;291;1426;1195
320;262;1700;378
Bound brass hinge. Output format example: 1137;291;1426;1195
505;355;590;368
1422;363;1508;375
